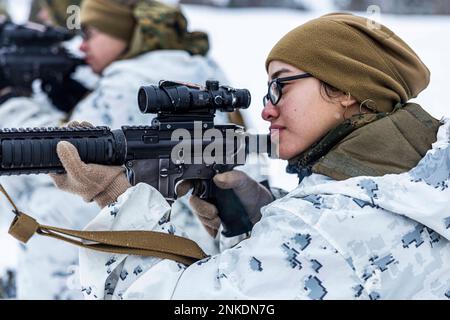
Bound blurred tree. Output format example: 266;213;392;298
228;0;306;9
179;0;229;5
334;0;450;14
180;0;307;9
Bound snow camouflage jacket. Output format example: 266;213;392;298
77;119;450;300
0;50;230;299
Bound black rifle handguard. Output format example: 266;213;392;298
0;126;125;175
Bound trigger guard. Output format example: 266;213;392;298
192;180;208;199
174;179;188;198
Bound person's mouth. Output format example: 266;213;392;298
270;124;286;132
269;125;286;140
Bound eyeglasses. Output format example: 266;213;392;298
81;26;99;41
263;73;312;106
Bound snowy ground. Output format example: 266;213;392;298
2;2;450;276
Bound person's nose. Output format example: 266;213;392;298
79;40;88;53
261;101;280;122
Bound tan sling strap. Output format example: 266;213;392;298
1;184;208;266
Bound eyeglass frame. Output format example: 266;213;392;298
80;26;100;41
263;73;313;107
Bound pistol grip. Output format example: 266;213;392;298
208;184;253;237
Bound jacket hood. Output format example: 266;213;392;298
122;0;209;59
103;49;227;86
101;49;245;127
293;119;450;242
93;49;230;126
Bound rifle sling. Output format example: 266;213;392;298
2;185;208;266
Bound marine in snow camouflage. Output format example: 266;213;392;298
76;119;450;300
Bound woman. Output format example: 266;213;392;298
51;13;450;299
0;0;232;299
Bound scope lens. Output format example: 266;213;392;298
237;89;251;109
138;86;159;114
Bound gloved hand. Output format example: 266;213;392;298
41;76;90;113
49;121;131;208
0;81;32;104
0;87;16;105
177;170;274;238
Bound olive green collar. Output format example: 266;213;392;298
287;103;440;182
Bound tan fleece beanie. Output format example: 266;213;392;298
266;13;430;113
80;0;135;42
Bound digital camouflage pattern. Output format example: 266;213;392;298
77;119;450;299
123;0;209;59
0;270;15;299
0;49;230;299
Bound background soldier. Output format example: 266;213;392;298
0;0;244;299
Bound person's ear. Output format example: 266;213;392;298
339;92;358;108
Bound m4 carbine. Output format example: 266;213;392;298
0;16;85;109
0;80;275;237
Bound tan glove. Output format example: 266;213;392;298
177;171;274;238
176;180;222;238
49;121;131;208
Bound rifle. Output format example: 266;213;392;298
0;80;275;237
0;16;86;110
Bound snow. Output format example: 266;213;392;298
2;1;450;277
5;0;31;24
0;199;18;277
0;235;18;274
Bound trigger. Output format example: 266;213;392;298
192;180;208;199
125;167;135;185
